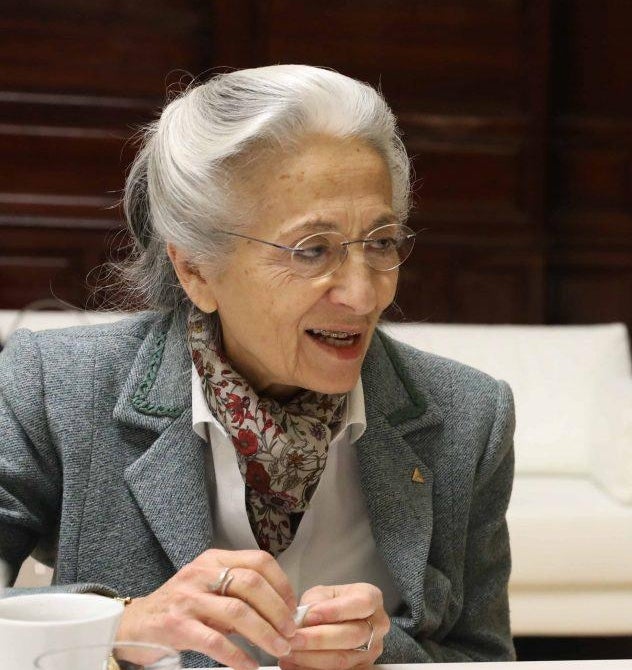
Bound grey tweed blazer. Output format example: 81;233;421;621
0;312;515;666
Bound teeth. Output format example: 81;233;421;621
310;329;358;339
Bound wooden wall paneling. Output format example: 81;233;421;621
0;0;630;331
522;0;552;229
0;226;119;309
404;122;532;238
245;0;527;114
0;127;127;197
0;0;217;311
548;0;632;328
549;250;632;325
1;1;214;97
394;243;543;324
182;0;552;325
550;124;632;244
551;0;632;245
211;0;259;69
0;97;138;237
0;255;74;309
553;0;632;119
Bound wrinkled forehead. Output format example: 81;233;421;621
227;135;394;237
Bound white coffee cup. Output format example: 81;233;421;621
0;593;123;670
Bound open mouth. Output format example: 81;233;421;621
306;328;362;348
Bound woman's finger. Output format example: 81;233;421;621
191;591;293;659
290;620;372;651
302;587;381;626
213;566;297;637
206;549;297;608
175;618;259;670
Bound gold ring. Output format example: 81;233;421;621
353;618;374;652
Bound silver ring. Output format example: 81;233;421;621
220;572;234;596
353;618;374;652
208;567;234;595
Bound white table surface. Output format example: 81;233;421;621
191;662;632;670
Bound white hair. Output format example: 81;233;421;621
119;64;412;312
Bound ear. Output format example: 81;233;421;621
166;243;218;313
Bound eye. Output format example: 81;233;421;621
293;243;329;262
366;236;398;252
292;235;335;264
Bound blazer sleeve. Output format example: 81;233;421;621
0;330;117;598
383;379;516;662
0;329;62;584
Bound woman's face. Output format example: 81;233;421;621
180;135;399;399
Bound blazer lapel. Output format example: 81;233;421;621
356;330;443;628
111;316;443;598
113;313;212;570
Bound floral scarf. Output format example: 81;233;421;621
187;308;346;556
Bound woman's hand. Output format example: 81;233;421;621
281;583;390;670
115;549;297;670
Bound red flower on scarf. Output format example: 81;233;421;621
246;461;271;493
225;393;252;426
233;428;258;456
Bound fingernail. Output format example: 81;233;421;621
244;660;259;670
282;620;297;637
273;637;292;657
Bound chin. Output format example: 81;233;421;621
307;374;359;396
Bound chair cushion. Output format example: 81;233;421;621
0;310;126;343
508;475;632;586
591;377;632;503
383;322;631;477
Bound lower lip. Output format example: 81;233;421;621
306;332;365;360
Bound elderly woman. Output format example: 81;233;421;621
0;65;515;668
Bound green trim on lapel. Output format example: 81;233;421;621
131;329;182;418
377;330;428;426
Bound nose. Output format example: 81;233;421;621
327;245;378;315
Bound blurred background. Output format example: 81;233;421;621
1;0;631;329
1;0;632;660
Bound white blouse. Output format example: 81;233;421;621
191;366;402;662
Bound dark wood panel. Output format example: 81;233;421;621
395;244;544;323
409;137;530;232
554;0;632;118
0;130;130;196
555;147;629;209
550;116;632;245
0;226;123;309
0;256;75;309
1;0;631;338
0;92;156;129
248;0;529;114
1;1;213;97
548;251;632;325
401;112;545;238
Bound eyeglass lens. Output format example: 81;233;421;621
290;224;415;278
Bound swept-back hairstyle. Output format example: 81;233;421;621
119;64;412;312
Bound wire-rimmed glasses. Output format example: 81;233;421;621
217;223;417;279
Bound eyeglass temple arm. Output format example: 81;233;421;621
217;230;298;252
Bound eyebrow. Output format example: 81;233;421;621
282;213;400;239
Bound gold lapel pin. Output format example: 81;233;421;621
411;467;425;484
